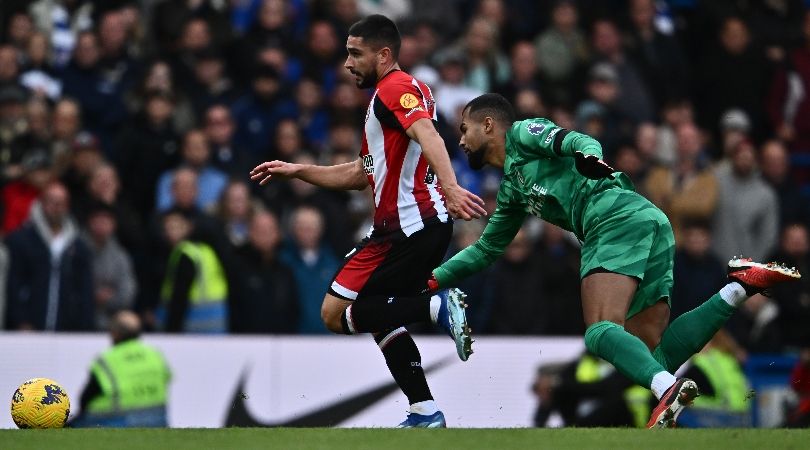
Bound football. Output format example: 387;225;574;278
10;378;71;429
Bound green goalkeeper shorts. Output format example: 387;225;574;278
579;188;675;319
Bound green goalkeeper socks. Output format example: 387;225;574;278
584;320;667;388
652;294;735;372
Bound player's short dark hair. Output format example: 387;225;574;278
463;93;516;127
348;14;401;59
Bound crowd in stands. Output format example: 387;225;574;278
0;0;809;356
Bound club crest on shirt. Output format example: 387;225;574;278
526;123;545;135
399;93;419;109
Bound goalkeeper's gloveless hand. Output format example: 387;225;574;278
574;151;615;180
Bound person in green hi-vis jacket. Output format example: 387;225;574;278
427;93;800;428
72;311;171;428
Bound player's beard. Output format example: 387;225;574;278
352;67;377;89
467;146;487;170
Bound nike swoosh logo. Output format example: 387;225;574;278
225;355;455;427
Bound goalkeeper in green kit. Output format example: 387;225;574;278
428;94;801;428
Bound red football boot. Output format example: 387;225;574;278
646;378;700;429
727;257;802;296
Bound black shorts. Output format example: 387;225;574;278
328;222;453;300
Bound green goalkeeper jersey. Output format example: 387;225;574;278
434;118;635;287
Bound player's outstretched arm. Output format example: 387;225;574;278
406;118;486;221
250;158;367;191
430;182;527;290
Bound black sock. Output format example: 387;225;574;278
342;294;432;334
374;327;433;405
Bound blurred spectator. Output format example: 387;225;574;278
280;205;340;334
712;139;779;261
188;47;238;118
631;122;658;178
624;0;690;107
1;147;53;234
612;144;646;194
0;84;29;166
533;352;650;427
72;311;171;428
454;16;510;92
671;220;727;320
156;208;229;333
719;108;752;160
17;98;52;150
215;179;261;249
5;12;35;53
49;98;83;168
203;104;251;176
127;59;195;134
495;41;548;109
96;10;140;102
81;202;137;330
270;118;305;161
324;118;360;157
230;0;298;85
768;223;810;350
576;63;635;159
59;30;129;151
533;0;588;106
231;210;299;333
156;129;228;212
0;45;22;91
19;31;62;101
329;0;362;40
5;181;93;331
767;9;810;153
301;20;341;93
61;131;104;201
697;16;771;142
678;330;752;427
28;0;94;68
484;228;546;334
655;99;694;167
760;139;810;227
231;62;295;157
512;88;547;121
589;18;655;123
645;123;718;245
432;49;483;127
151;0;232;59
328;81;367;125
75;163;147;262
293;78;330;150
115;89;181;218
786;347;810;427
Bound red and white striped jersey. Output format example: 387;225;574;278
360;70;449;238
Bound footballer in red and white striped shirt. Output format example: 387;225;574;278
250;14;482;427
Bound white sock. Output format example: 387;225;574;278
650;371;677;400
429;295;441;324
719;282;748;307
410;400;439;415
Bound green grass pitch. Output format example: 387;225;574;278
1;428;810;450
